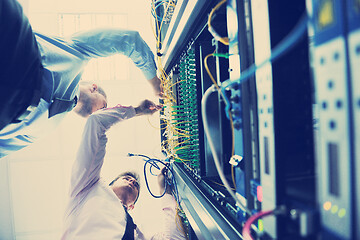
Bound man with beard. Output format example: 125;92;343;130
0;0;162;158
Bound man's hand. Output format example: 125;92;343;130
134;99;162;116
158;166;172;195
149;76;163;98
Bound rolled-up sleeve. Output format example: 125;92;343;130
69;28;157;80
69;106;136;198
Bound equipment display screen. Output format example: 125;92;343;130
317;0;335;30
328;142;339;196
264;137;270;175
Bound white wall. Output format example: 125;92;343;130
0;1;163;239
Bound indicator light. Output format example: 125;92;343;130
338;208;346;218
258;219;264;232
257;186;263;202
323;201;331;211
331;205;339;214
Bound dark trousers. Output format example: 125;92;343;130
0;0;43;131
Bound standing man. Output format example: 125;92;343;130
61;99;162;240
0;0;162;158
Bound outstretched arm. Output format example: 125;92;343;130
69;105;136;198
69;100;161;198
69;28;162;95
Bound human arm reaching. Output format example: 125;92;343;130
135;99;162;116
157;166;173;195
69;100;161;198
69;28;162;96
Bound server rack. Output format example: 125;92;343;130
153;0;358;239
156;1;245;239
307;0;360;239
251;0;317;238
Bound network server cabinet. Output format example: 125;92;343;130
348;0;360;238
155;0;246;239
249;0;316;239
307;0;360;239
155;0;318;239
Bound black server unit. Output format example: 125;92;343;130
224;0;261;228
249;0;317;238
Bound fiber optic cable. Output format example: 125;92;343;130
201;85;251;215
204;52;237;188
242;209;275;240
220;13;308;118
152;0;200;172
209;179;236;191
241;206;286;240
208;0;229;45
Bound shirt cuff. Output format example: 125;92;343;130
127;106;136;117
106;104;136;116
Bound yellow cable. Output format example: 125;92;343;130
175;207;188;239
147;115;166;130
204;51;238;189
151;1;162;48
229;110;237;189
204;53;227;101
156;2;171;50
165;79;189;91
174;156;191;162
152;0;201;169
175;205;189;240
204;53;217;86
208;0;229;45
209;179;236;190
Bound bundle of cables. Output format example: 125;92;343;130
127;153;180;204
151;0;176;24
128;153;190;239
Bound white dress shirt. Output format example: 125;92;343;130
61;105;136;240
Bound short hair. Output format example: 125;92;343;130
79;81;107;99
96;85;107;99
109;171;140;204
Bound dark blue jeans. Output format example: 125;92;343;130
0;0;43;130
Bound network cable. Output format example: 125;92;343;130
128;152;188;238
204;51;237;189
208;0;229;45
242;206;286;240
151;1;191;167
220;12;309;119
201;85;252;215
128;153;180;204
